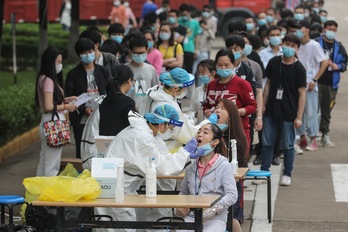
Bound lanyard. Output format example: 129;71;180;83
279;59;295;88
194;164;208;195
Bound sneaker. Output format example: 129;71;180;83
272;157;280;165
305;139;318;151
321;134;334;147
299;135;308;148
280;175;291;186
253;156;262;165
294;144;303;155
252;180;267;185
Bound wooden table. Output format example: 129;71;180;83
32;194;222;232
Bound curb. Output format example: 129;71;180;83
0;126;40;162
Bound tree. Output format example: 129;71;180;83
37;0;48;74
0;0;5;60
66;0;80;64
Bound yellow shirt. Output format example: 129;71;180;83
158;43;184;59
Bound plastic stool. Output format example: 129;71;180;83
245;170;272;223
0;195;26;232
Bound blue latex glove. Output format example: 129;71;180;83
208;113;218;124
189;147;205;159
184;137;198;153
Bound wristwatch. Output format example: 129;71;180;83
312;79;318;83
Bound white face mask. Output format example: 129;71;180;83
175;88;188;99
55;64;63;74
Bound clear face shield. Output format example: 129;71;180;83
154;113;184;153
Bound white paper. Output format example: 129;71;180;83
73;93;93;107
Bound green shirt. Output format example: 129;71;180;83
178;18;201;53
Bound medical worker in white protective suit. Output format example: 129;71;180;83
95;104;205;232
138;68;198;148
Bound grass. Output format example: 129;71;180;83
0;70;36;90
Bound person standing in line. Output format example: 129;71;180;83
59;0;71;31
35;47;77;176
315;20;347;147
143;30;163;76
178;3;202;74
126;34;159;107
123;0;138;34
140;0;158;27
65;38;110;159
168;9;187;45
295;20;328;151
110;0;128;28
261;34;306;186
79;29;120;76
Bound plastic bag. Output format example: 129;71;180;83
23;170;101;202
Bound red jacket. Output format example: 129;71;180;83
203;76;257;130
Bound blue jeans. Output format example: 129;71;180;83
296;90;319;137
261;116;295;177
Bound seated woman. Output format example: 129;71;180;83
175;123;238;232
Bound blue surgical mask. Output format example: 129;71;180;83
269;36;281;46
147;41;154;49
111;35;123;44
266;15;274;23
80;52;95;65
282;46;296;58
197;143;214;157
304;12;310;18
202;11;210;18
168;17;177;24
325;30;336;40
258;18;267;26
243;44;252;56
281;31;286;39
199;75;211;84
132;53;147;64
312;7;320;14
294;13;304;21
320;16;327;23
151;25;157;31
246;23;254;31
127;86;134;95
233;51;242;61
295;29;304;39
159;33;171;41
181;16;189;21
216;123;228;131
216;68;235;78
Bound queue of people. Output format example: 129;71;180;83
34;0;347;231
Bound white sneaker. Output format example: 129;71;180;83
321;134;334;147
280;175;291;186
294;144;303;155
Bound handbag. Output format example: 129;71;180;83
42;104;71;147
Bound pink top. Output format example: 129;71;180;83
37;75;63;112
147;48;163;76
197;153;219;179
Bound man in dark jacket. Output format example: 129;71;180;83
65;38;111;158
79;29;120;76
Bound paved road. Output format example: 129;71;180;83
1;0;348;231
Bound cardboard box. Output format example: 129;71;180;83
91;158;124;198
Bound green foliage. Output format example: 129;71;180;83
0;23;98;70
0;82;40;146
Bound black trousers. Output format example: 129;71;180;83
183;52;194;74
72;124;85;159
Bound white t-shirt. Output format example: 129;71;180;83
298;39;327;91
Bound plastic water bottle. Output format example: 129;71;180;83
146;157;157;198
115;164;124;202
230;139;238;174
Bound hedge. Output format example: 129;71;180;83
0;82;40;146
0;23;108;70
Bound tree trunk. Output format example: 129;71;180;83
66;0;80;64
37;0;48;75
0;0;5;63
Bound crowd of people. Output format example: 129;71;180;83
35;0;347;231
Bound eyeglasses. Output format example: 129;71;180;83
131;79;136;86
131;52;147;55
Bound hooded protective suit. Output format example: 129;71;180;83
138;85;198;145
95;110;191;232
80;106;100;170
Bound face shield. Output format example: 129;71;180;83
165;73;195;99
153;113;184;153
